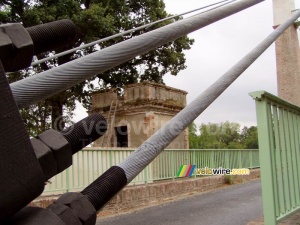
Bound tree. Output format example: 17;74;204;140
240;126;258;149
197;123;225;149
188;122;199;149
198;121;243;149
188;121;258;149
1;0;194;135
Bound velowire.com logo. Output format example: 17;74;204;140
176;165;250;177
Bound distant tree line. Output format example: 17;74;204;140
188;121;258;149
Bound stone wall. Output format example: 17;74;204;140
92;90;118;109
30;169;260;217
91;82;188;148
99;169;260;216
275;25;300;106
273;0;300;106
124;82;187;107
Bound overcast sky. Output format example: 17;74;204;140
163;0;277;128
75;0;299;128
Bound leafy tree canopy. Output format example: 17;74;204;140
1;0;194;136
240;126;258;149
188;121;258;149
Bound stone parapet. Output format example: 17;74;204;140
30;169;260;217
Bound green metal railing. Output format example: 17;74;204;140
250;91;300;224
43;148;259;196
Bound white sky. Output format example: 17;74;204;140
74;0;299;128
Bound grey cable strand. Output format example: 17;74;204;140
11;0;263;109
119;10;300;182
30;0;232;67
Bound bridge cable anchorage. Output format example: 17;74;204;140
11;0;263;109
30;0;235;67
118;9;300;182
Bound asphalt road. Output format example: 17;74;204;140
97;180;262;225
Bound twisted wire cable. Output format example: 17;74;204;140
11;0;263;109
30;0;234;67
119;8;300;182
50;0;296;211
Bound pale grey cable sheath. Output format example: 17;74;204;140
30;0;232;66
119;10;300;182
11;0;263;109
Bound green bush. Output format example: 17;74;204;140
224;175;235;185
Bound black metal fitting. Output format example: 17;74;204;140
26;19;78;56
0;19;78;72
0;61;44;221
0;23;34;72
10;193;96;225
61;113;107;154
32;114;107;182
9;207;66;225
37;129;73;173
52;192;96;225
30;138;59;181
81;166;127;212
47;203;81;225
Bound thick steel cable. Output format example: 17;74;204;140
30;0;233;67
118;9;300;182
11;0;263;109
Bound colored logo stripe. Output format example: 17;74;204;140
188;165;196;177
177;165;196;177
179;165;187;177
185;165;193;177
176;165;184;177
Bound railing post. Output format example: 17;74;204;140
96;149;100;177
91;150;95;182
225;150;229;169
144;164;148;184
193;150;196;177
250;92;277;225
238;150;242;168
66;168;70;193
82;150;85;188
110;149;113;167
172;150;175;181
87;150;90;184
249;150;253;169
210;150;214;168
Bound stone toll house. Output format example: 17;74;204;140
91;81;189;149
